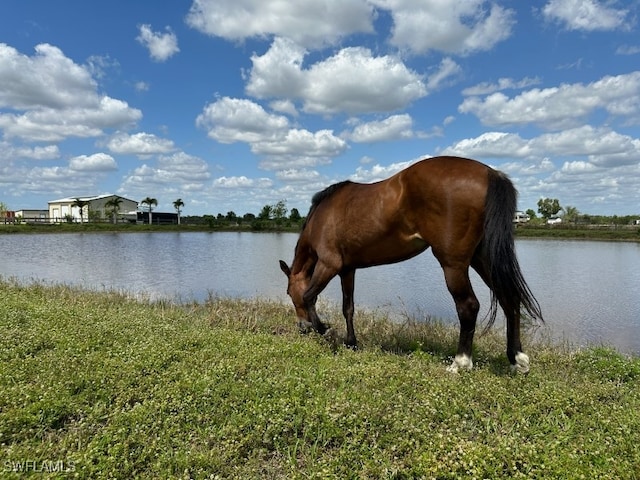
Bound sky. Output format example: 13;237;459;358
1;0;639;217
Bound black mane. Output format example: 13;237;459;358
302;180;353;229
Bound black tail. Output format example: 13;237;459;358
482;169;543;328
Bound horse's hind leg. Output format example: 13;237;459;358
471;255;529;374
441;265;480;373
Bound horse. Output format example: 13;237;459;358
279;156;543;373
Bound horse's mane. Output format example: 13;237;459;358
302;180;353;230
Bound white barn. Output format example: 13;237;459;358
48;195;138;223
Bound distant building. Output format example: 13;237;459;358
513;211;530;223
48;195;138;223
136;211;178;225
15;210;49;223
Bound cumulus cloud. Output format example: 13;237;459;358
196;97;347;170
213;176;273;189
370;0;515;55
119;152;212;201
136;24;180;62
246;38;427;115
107;132;176;156
542;0;631;31
458;71;640;129
0;43;141;142
0;141;59;161
185;0;375;49
347;114;414;143
196;96;289;144
69;153;117;172
444;126;640;169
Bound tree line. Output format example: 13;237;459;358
527;198;638;226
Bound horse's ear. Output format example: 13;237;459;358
279;260;291;277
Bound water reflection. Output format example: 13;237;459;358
0;232;638;354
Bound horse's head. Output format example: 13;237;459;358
279;260;309;324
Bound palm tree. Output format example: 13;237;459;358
71;198;90;223
141;197;158;224
173;198;185;225
104;196;123;224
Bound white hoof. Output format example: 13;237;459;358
510;352;530;374
447;354;473;373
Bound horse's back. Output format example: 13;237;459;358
302;156;494;267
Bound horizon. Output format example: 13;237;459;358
1;1;640;217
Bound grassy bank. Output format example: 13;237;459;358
1;280;639;479
514;224;640;242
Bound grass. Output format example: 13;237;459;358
1;279;639;479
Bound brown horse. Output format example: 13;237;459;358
279;156;543;373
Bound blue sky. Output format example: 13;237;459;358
1;0;639;216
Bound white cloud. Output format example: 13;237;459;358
347;114;414;143
0;43;141;142
616;45;640;56
196;96;289;144
196;97;347;170
459;71;640;129
0;141;59;161
69;153;117;172
119;151;211;196
247;39;427;115
542;0;631;31
444;126;640;167
185;0;374;49
0;43;97;109
136;24;180;62
370;0;515;55
275;169;322;183
107;132;176;156
462;77;542;96
135;81;150;92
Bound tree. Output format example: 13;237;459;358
0;202;8;224
173;198;185;225
104;196;123;224
272;199;288;225
563;206;580;225
71;198;90;223
525;209;537;220
141;197;158;224
290;208;301;222
258;204;272;220
537;198;561;220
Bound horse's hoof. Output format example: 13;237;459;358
510;352;530;374
298;320;313;334
446;354;473;373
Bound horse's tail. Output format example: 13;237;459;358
482;169;543;329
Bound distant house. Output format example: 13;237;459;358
15;210;49;223
513;211;530;223
48;194;138;223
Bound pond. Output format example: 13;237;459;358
1;232;638;354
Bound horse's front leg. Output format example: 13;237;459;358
302;262;337;335
340;268;357;348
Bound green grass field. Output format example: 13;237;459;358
1;279;639;478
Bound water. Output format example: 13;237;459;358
1;232;638;354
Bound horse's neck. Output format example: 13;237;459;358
292;242;315;276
